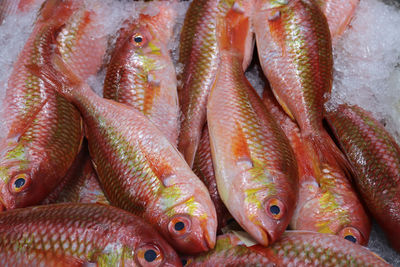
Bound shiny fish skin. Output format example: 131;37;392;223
207;9;298;246
318;0;359;40
0;0;85;210
193;124;232;233
326;104;400;252
262;89;370;245
185;231;391;266
254;0;352;208
103;2;179;145
254;0;332;133
0;203;181;266
41;140;108;205
29;57;217;254
177;0;254;166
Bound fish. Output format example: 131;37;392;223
41;140;109;205
193;124;232;233
0;203;181;266
184;231;391;266
27;53;217;254
326;104;400;252
103;1;179;145
0;0;83;210
207;8;298;246
318;0;359;40
0;0;108;210
262;88;370;245
253;0;352;199
177;0;254;166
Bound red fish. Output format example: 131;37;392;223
103;1;179;144
41;140;108;205
0;0;107;210
262;88;370;245
207;9;298;246
184;231;390;266
193;124;232;232
0;203;181;266
326;104;400;252
177;0;254;166
28;53;217;254
253;0;353;206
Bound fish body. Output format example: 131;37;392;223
185;231;390;266
42;140;108;205
193;125;232;232
104;2;179;145
318;0;359;39
207;9;298;246
0;0;107;210
254;0;352;205
262;89;370;245
0;203;181;266
326;104;400;252
29;56;217;254
177;0;254;166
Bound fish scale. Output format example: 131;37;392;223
326;104;400;252
0;203;181;266
103;3;179;145
28;56;217;254
207;10;298;245
177;0;240;167
186;232;390;266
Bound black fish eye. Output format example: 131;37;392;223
270;205;280;215
344;235;357;243
14;178;26;189
134;35;143;43
144;249;157;262
181;259;188;266
174;221;185;231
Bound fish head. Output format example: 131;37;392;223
157;183;217;254
225;157;297;247
0;139;42;210
292;164;370;245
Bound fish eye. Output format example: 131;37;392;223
131;33;146;47
344;235;357;243
265;197;286;220
9;173;31;193
181;258;188;266
339;226;363;244
136;244;163;266
168;215;192;238
134;35;143;43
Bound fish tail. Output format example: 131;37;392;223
26;54;83;103
37;0;78;25
303;130;354;180
216;5;250;57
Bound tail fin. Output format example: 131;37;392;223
303;130;355;181
36;0;79;25
216;5;250;57
26;54;83;103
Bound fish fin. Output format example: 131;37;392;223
270;87;295;121
303;130;355;182
26;54;82;103
217;4;250;56
0;0;19;23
